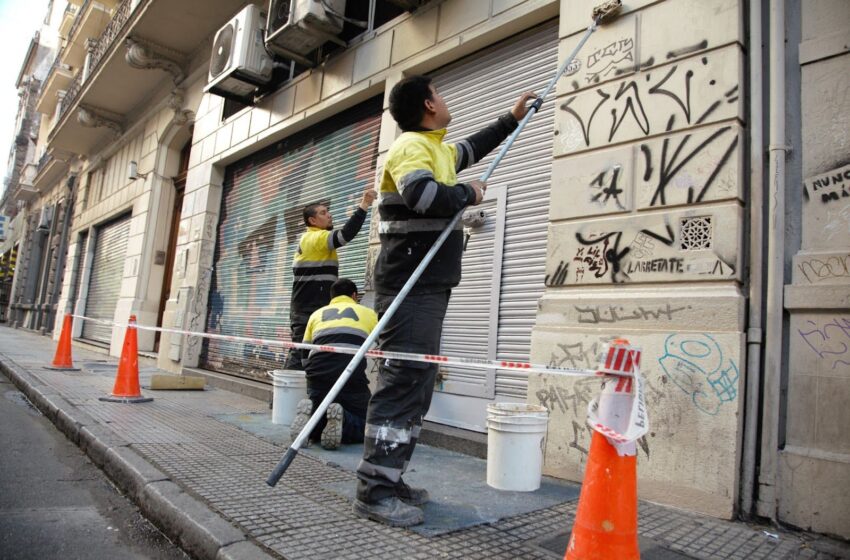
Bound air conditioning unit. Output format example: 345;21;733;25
265;0;346;64
204;4;274;103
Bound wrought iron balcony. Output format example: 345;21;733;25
64;0;91;46
89;0;132;78
54;0;133;126
36;151;52;175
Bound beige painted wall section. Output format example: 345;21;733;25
528;0;746;518
55;93;197;356
780;0;850;539
158;79;224;371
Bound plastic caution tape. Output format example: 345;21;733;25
69;314;635;380
585;343;649;452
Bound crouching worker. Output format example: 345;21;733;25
290;279;378;450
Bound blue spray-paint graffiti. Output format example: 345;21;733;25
658;333;739;415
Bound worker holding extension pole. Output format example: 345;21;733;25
266;0;623;525
352;76;537;527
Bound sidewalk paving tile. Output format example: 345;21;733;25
1;325;849;560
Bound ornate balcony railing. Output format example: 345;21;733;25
64;0;91;47
43;55;62;89
36;151;53;175
54;0;135;127
89;0;133;75
57;70;82;122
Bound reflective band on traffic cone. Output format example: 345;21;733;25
99;315;153;404
45;314;80;371
565;338;640;560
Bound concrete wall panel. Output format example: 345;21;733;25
792;251;850;287
545;203;742;286
528;327;744;517
802;164;850;251
554;45;743;156
551;123;744;219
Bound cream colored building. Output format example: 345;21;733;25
9;0;847;539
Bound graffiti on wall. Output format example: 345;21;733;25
803;164;850;205
657;333;739;416
547;211;736;285
557;46;740;154
573;302;691;324
822;204;850;242
585;38;635;84
797;317;850;371
201;114;381;378
796;254;850;284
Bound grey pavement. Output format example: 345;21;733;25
0;325;847;560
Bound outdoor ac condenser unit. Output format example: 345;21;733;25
265;0;346;63
204;4;273;102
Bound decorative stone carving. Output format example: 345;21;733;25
125;37;185;85
167;88;194;126
77;106;123;137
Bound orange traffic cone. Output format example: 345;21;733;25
565;338;640;560
45;314;80;371
99;315;153;403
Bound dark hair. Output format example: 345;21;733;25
389;75;433;131
303;203;325;226
331;278;358;299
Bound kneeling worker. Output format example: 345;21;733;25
290;279;378;450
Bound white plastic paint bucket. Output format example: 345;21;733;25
270;370;307;425
486;403;549;491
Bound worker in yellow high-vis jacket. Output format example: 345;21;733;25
286;188;376;370
290;278;378;450
353;74;536;527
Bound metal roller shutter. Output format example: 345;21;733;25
82;215;130;344
430;20;557;428
203;98;382;380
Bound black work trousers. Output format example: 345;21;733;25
284;310;312;370
355;290;450;503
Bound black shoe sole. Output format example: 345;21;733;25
352;500;424;528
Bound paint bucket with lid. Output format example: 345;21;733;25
270;370;307;425
486;402;549;491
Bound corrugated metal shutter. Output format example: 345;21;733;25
82;215;130;344
438;188;504;399
203;98;382;381
433;20;557;401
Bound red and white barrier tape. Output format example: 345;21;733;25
68;314;632;379
69;313;649;447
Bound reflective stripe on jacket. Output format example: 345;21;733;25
291;208;367;313
303;295;378;391
375;113;518;295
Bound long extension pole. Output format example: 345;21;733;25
267;1;622;487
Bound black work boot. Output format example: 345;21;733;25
290;399;313;446
395;479;430;506
353;496;425;527
321;403;343;450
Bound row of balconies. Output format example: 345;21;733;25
35;0;250;160
37;0;128;125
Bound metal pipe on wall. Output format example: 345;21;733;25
758;0;788;521
741;0;765;519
